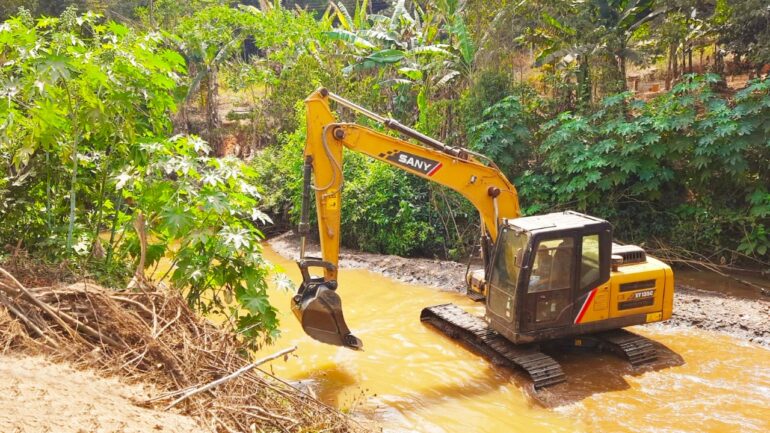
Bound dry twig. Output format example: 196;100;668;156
165;345;297;410
0;263;368;433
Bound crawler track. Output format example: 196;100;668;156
421;304;659;389
586;329;658;366
420;304;566;389
464;290;485;302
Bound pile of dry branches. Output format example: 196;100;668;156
0;265;368;433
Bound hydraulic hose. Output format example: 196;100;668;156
321;88;468;159
299;155;312;259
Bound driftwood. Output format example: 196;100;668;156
166;345;297;410
649;241;770;296
0;291;58;347
666;257;770;295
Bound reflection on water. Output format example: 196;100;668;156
258;246;770;433
676;268;769;299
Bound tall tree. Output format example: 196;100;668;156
720;0;770;73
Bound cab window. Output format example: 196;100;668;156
528;238;574;293
580;234;601;289
488;229;528;320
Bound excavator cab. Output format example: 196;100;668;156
485;211;613;343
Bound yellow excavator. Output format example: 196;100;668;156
291;88;674;388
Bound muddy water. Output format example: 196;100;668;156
676;268;769;300
259;246;770;433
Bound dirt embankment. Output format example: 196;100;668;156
0;265;368;433
270;232;770;348
0;355;201;433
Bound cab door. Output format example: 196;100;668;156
522;235;576;331
486;228;529;325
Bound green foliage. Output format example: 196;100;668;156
323;0;476;113
341;160;437;256
720;0;770;66
469;96;532;176
180;3;333;150
119;135;279;346
461;70;512;128
0;9;184;258
0;9;278;347
521;74;770;258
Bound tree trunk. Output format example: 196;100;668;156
206;64;222;155
133;211;147;282
619;55;627;90
682;44;686;74
714;43;724;76
699;48;703;71
577;55;591;108
149;0;155;28
672;44;679;80
665;46;671;90
666;45;673;90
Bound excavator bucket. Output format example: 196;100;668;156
291;261;362;349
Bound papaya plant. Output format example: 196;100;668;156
117;135;280;346
0;8;185;258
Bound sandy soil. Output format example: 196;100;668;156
270;232;770;348
0;355;202;433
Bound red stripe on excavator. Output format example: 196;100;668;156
574;287;598;324
427;163;443;176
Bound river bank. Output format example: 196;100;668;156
270;232;770;348
0;270;369;433
0;355;202;433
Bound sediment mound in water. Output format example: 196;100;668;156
0;262;368;433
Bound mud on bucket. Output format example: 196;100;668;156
291;278;362;350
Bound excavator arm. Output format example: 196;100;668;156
291;88;520;349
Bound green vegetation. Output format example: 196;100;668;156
0;6;276;346
1;0;769;344
0;8;184;263
521;75;770;258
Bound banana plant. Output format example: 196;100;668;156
323;0;476;91
533;0;666;99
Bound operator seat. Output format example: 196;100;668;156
550;241;572;289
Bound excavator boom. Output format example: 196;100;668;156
291;88;521;348
291;89;673;388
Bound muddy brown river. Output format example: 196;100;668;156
258;246;770;433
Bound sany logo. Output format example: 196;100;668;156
385;151;443;176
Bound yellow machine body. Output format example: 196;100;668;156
292;88;674;350
581;257;674;324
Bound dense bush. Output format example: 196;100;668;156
519;74;770;260
121;135;279;347
0;10;279;345
0;9;184;258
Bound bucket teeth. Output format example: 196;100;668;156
291;281;362;350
